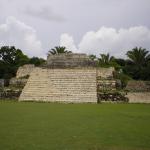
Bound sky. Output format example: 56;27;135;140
0;0;150;58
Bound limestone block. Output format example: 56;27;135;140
9;78;28;87
127;92;150;103
16;64;35;78
19;68;97;103
47;53;95;68
97;80;116;92
97;67;114;79
126;81;150;92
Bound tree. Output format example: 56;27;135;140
0;46;29;79
98;53;115;66
114;58;126;67
126;47;150;67
124;47;150;80
0;46;29;66
48;46;72;55
89;54;97;61
29;57;46;66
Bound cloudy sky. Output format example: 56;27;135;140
0;0;150;58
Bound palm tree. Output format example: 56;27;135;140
48;46;72;55
126;47;150;67
89;54;97;61
98;53;114;65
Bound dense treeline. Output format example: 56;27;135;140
0;46;45;79
0;46;150;82
93;47;150;81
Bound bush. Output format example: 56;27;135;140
114;72;132;88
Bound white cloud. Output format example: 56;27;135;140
0;16;44;57
60;33;78;52
60;26;150;57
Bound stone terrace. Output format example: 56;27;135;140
47;53;96;68
19;68;97;103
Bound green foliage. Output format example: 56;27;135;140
97;48;150;81
0;46;46;79
29;57;46;66
114;58;126;67
124;47;150;80
98;53;114;65
115;72;132;88
0;46;29;79
98;53;121;70
48;46;72;55
126;47;150;67
0;46;29;66
89;54;97;61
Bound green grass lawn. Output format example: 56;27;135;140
0;102;150;150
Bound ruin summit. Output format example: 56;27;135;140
18;53;115;103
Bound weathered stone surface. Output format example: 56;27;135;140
47;53;95;68
97;67;114;79
97;80;116;92
19;68;97;103
126;81;150;92
9;78;28;87
127;92;150;103
16;64;35;78
98;92;128;103
18;54;118;103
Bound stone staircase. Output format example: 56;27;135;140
19;68;97;103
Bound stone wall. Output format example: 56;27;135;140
96;67;117;92
97;80;116;92
19;68;97;103
127;92;150;103
126;81;150;92
98;92;128;103
47;53;95;68
97;67;114;79
0;89;21;100
16;64;35;78
9;78;28;87
126;81;150;103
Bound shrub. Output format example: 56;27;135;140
114;72;132;88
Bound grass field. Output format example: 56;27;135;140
0;102;150;150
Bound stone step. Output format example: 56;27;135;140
19;68;97;103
